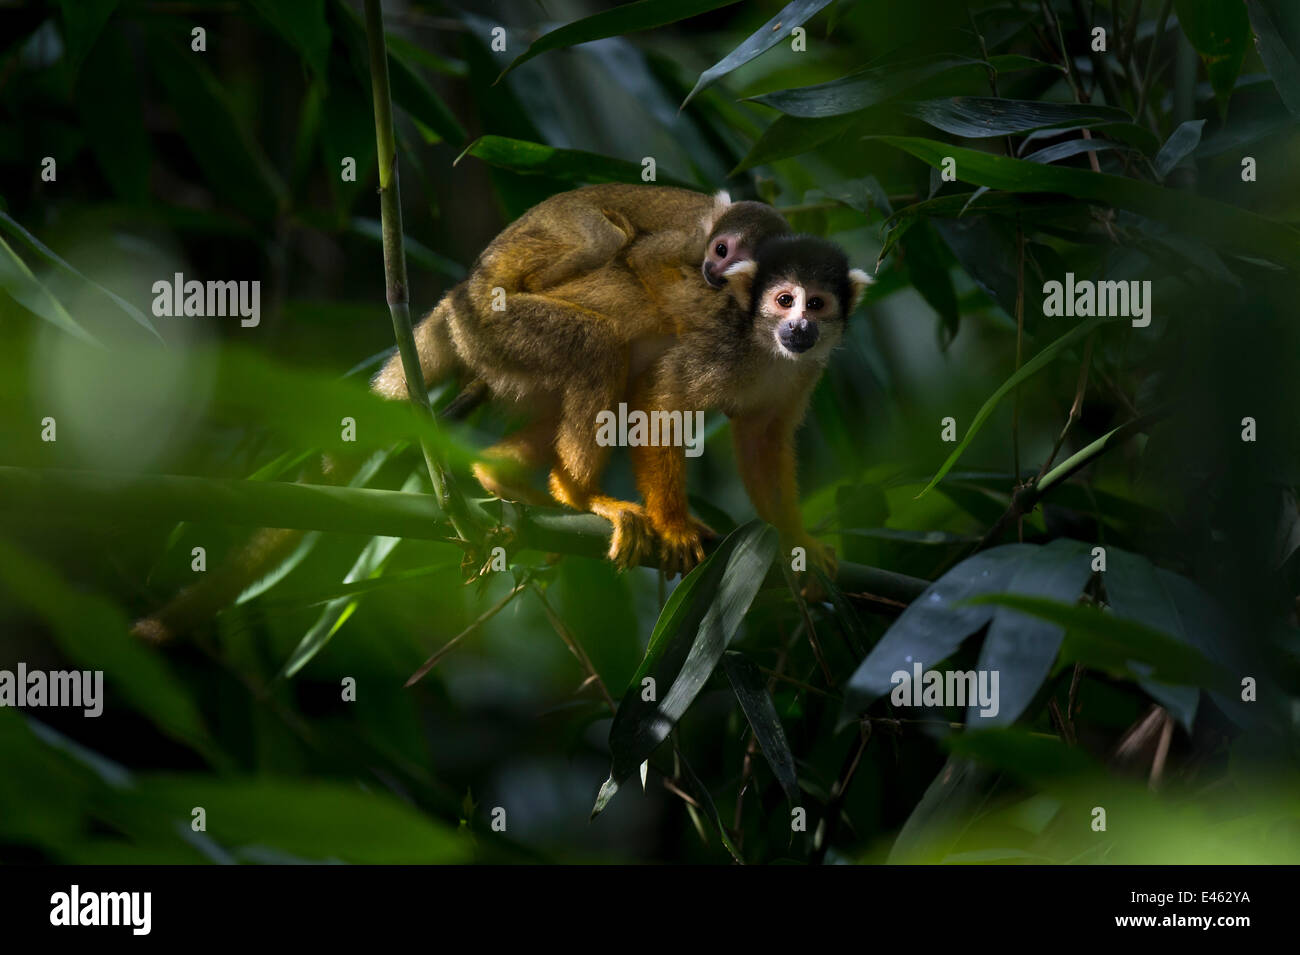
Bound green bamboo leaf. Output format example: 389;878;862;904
117;775;468;863
968;539;1094;726
1153;119;1205;179
0;235;101;346
722;650;799;803
53;0;118;74
967;594;1229;690
246;0;331;78
681;0;833;108
76;25;149;203
1174;0;1251;109
748;56;978;117
874;136;1300;271
149;38;287;222
916;316;1109;498
501;0;742;77
593;521;778;817
0;539;218;762
1247;0;1300;118
0;212;160;342
1102;548;1200;730
906;97;1155;153
456;135;697;188
334;0;466;144
841;544;1037;723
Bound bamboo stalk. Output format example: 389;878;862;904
362;0;479;544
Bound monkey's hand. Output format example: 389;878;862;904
653;516;716;578
788;533;836;601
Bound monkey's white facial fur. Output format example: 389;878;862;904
755;276;844;361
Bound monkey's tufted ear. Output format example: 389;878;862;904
721;258;757;307
701;189;733;234
848;268;873;311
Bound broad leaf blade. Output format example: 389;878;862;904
722;651;799;803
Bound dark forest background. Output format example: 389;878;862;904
0;0;1298;864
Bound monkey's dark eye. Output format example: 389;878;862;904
807;296;824;310
777;293;794;308
714;242;728;257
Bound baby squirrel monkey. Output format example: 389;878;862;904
372;184;791;556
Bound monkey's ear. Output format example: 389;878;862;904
848;268;873;312
702;190;733;233
721;258;757;306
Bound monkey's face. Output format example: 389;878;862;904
702;230;758;288
701;201;790;288
753;275;846;362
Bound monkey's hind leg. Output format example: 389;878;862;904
472;406;558;507
549;463;656;572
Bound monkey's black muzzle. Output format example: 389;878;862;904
701;263;726;288
778;317;819;353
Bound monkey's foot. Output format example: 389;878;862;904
654;517;715;579
601;504;656;571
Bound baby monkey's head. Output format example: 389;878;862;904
700;193;790;288
723;235;872;362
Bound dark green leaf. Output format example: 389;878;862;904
502;0;742;77
1247;0;1300;119
748;56;978;117
906;97;1141;142
150;39;287;223
246;0;331;77
841;544;1036;722
76;26;149;203
1153;119;1205;178
457;135;696;188
0;236;101;346
0;213;159;341
593;521;778;817
1102;547;1200;730
902;220;959;342
874;136;1300;271
970;538;1094;726
682;0;833;107
1175;0;1251;109
54;0;118;74
968;594;1229;689
0;539;217;761
722;651;799;803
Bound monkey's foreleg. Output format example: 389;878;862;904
731;412;835;595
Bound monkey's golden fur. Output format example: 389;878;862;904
371;184;809;573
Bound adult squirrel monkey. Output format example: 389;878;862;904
629;234;872;577
371;183;793;566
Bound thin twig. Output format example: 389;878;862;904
405;580;527;686
1137;0;1174;127
531;584;616;713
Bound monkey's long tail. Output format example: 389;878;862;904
370;286;464;399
